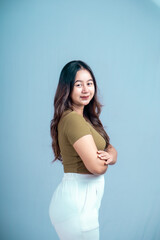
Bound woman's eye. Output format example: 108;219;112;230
88;82;93;86
75;83;82;87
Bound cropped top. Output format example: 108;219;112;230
58;109;106;174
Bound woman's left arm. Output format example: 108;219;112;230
97;144;118;165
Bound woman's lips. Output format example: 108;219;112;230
80;96;89;99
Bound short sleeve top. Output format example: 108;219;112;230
58;109;106;174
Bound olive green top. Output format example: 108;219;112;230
58;109;106;174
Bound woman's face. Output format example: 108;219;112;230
70;69;95;110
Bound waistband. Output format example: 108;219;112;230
62;172;104;182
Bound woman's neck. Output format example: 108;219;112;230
71;105;84;116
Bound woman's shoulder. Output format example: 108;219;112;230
59;110;86;128
62;109;83;120
58;110;91;144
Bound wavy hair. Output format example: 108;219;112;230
50;60;110;162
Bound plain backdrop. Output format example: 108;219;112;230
1;0;160;239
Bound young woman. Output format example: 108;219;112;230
49;60;117;240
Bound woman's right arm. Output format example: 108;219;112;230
73;134;108;175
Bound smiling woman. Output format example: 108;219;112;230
71;69;95;114
49;60;117;240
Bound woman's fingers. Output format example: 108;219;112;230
98;155;109;160
97;150;114;165
97;150;106;154
97;151;110;159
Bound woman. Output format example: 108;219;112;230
49;60;117;240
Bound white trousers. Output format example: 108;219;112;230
49;173;105;240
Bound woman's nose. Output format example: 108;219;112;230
82;84;88;93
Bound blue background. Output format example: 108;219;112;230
1;0;160;239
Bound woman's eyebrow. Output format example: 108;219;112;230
74;79;93;83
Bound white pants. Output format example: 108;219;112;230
49;173;105;240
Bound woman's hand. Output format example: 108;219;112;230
97;150;114;165
97;144;118;165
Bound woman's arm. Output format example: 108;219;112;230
97;144;118;165
73;135;108;175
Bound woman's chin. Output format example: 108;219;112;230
82;101;90;106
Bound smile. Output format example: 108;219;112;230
80;96;90;99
